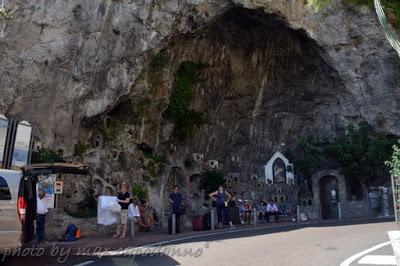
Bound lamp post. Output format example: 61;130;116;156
391;175;398;224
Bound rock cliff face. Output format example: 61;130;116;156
1;0;399;230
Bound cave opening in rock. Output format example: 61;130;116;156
166;7;345;160
149;6;349;204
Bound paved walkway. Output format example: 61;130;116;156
40;217;394;255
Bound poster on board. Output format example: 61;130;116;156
11;121;32;169
37;174;56;209
0;116;8;167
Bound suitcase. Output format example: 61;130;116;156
203;213;212;230
192;215;204;231
229;207;241;225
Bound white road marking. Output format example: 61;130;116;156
73;261;95;266
358;255;396;265
340;241;391;266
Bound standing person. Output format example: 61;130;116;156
36;190;48;244
113;182;130;238
266;199;279;223
169;185;183;234
209;185;235;229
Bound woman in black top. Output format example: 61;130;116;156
113;182;130;238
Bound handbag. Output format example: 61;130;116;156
178;205;186;215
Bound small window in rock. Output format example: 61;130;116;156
0;177;11;200
308;199;312;205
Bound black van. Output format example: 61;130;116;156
6;163;89;249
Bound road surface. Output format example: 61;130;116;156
3;220;397;266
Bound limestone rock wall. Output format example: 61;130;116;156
0;0;399;230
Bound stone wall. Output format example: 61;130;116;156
312;169;370;220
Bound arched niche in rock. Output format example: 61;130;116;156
264;151;294;185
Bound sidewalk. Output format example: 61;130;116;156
41;220;296;254
41;217;394;255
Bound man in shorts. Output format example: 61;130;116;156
113;182;130;238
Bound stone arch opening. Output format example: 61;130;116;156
319;175;339;220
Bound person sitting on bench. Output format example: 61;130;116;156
258;200;267;221
266;199;279;223
243;200;252;224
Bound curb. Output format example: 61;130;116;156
388;230;400;265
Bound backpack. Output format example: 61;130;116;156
63;223;77;242
75;228;81;239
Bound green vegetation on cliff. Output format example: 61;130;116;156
132;184;149;200
309;0;400;27
31;148;64;163
74;142;87;157
148;50;167;91
286;122;397;183
165;61;204;141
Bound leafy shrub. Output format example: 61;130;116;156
386;140;400;204
132;184;149;200
74;142;87;157
386;139;400;177
31;148;64;163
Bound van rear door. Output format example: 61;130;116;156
0;170;23;252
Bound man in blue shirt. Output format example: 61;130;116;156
169;185;183;233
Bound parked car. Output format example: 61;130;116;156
0;169;23;253
0;163;89;252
